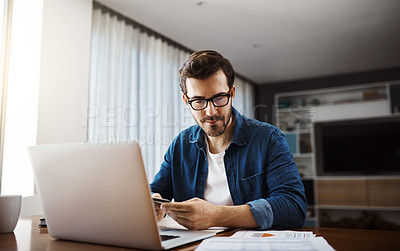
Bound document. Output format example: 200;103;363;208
231;230;316;238
158;216;187;230
195;237;335;251
158;216;227;233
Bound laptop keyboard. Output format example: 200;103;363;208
161;234;181;241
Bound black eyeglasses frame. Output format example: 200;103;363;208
186;90;232;111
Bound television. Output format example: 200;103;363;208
314;115;400;176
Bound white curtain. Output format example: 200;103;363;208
233;77;255;118
88;4;255;180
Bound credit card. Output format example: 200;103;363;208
152;197;170;204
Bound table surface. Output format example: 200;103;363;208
1;216;400;251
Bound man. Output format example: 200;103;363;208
151;50;306;230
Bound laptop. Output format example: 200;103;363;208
28;142;217;250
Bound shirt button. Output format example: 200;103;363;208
199;181;204;185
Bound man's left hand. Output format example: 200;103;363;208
160;198;220;230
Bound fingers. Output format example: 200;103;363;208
152;193;162;199
152;194;162;209
168;213;192;229
163;206;190;219
161;204;189;213
152;193;166;221
160;202;193;227
161;197;201;210
160;198;216;230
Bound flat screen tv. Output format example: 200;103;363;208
314;115;400;176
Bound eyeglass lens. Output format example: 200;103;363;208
190;95;229;110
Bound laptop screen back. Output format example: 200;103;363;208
29;142;163;250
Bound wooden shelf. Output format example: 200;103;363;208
317;205;400;211
316;178;400;208
293;153;313;158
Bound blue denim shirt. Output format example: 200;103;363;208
151;107;307;230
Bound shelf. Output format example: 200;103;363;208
293;153;313;158
282;129;311;134
277;98;388;112
277;106;317;113
276;83;388;110
317;205;400;211
275;81;399;229
318;98;387;107
307;205;316;209
316;175;400;180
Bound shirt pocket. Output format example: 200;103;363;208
240;170;268;200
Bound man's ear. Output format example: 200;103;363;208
231;85;236;99
182;94;189;106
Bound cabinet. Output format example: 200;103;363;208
316;178;400;208
274;81;400;228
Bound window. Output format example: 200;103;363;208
0;0;42;196
0;0;11;194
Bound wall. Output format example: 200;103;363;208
37;0;92;144
255;68;400;124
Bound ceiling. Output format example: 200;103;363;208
96;0;400;84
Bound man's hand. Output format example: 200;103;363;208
161;197;260;230
161;198;220;230
152;193;166;222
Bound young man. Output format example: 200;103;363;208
151;50;306;230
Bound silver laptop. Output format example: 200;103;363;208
28;142;217;250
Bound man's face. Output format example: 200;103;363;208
183;69;235;137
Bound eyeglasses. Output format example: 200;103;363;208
186;90;231;111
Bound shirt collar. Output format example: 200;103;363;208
231;107;246;146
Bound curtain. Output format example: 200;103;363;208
89;4;255;180
233;77;255;118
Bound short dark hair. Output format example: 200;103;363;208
179;50;235;95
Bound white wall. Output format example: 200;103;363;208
37;0;92;144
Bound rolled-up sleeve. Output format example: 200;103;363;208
247;199;274;230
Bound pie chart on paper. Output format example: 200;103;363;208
261;233;275;237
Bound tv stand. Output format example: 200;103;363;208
316;177;400;230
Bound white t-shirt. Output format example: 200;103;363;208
203;141;234;206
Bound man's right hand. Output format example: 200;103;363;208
152;193;166;221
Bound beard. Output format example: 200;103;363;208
193;105;232;137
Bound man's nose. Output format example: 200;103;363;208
205;100;217;116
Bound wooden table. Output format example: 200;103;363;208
1;216;400;250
